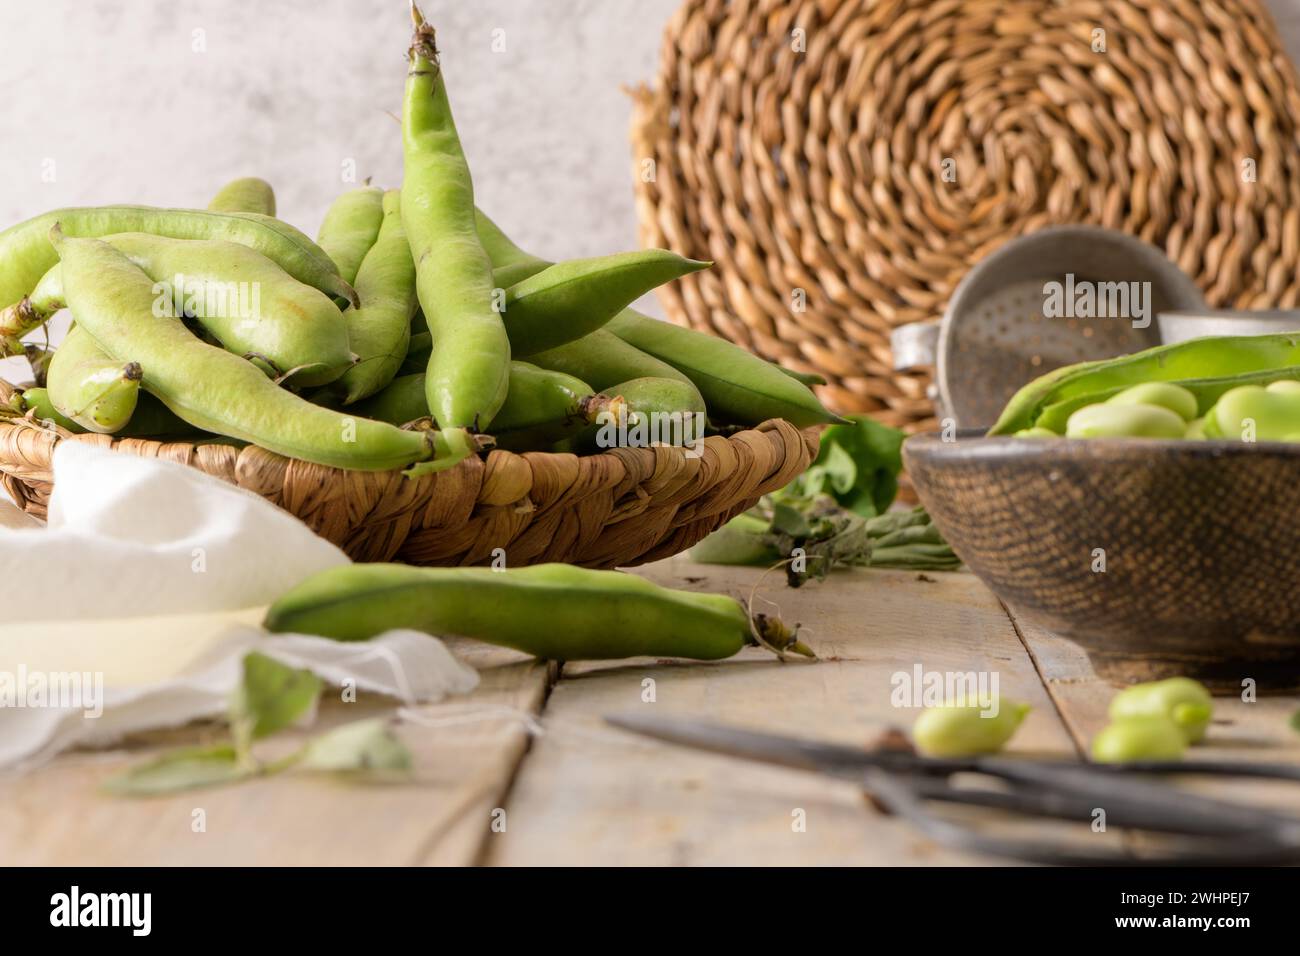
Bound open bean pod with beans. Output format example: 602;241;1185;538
991;332;1300;442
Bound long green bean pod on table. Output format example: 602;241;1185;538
264;562;812;660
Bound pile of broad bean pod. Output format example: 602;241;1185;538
0;7;842;664
0;6;837;477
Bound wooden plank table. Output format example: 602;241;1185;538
3;558;1298;865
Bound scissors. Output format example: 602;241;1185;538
605;712;1300;865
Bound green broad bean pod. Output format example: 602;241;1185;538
52;228;477;473
564;376;707;453
687;513;783;567
490;259;551;289
403;251;632;374
334;190;418;403
488;362;617;450
2;264;64;340
776;365;828;388
989;333;1300;435
499;250;710;356
528;329;694;391
19;387;83;432
604;312;844;428
263;562;812;660
22;386;197;438
316;186;385;286
408;320;708;427
355;363;617;452
399;330;432;375
0;204;354;320
46;325;142;433
207;177;277;216
474;207;549;278
469;213;839;428
350;372;432;426
12;233;355;387
402;8;510;430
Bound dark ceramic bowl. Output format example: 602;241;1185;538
903;433;1300;690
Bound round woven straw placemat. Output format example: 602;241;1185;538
631;0;1300;430
0;405;818;568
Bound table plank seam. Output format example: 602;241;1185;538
1000;600;1089;761
464;659;563;866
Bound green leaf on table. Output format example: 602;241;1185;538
770;501;811;537
1290;709;1300;734
691;414;958;580
688;517;781;566
779;415;904;518
229;651;322;755
103;744;250;797
298;718;412;774
811;440;859;496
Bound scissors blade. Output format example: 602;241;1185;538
604;712;921;781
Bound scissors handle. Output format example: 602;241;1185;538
870;769;1300;866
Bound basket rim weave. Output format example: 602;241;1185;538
0;392;820;568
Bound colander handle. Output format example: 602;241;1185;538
890;320;940;371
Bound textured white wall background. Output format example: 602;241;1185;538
0;0;681;267
5;1;1300;278
5;0;1300;249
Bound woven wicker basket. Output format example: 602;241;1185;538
631;0;1300;430
0;381;818;568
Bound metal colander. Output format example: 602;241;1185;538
892;226;1208;429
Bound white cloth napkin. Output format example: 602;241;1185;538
0;442;479;769
7;441;348;620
